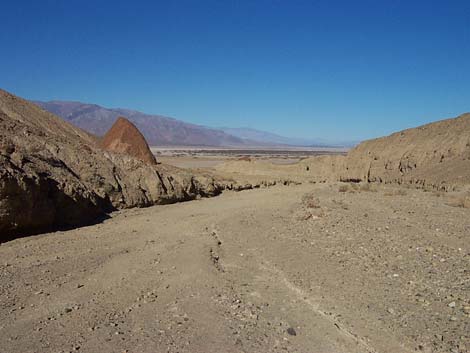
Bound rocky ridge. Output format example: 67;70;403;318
341;113;470;190
216;113;470;192
2;87;470;238
0;89;222;238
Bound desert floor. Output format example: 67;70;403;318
1;182;468;353
154;147;346;169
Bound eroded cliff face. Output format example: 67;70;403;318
0;89;221;238
340;113;470;190
2;86;469;238
214;112;470;191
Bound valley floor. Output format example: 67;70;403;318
0;183;468;353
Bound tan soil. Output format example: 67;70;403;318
1;184;468;353
2;89;470;353
214;155;346;185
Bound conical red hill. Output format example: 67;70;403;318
101;117;157;165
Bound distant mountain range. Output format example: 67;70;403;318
34;100;351;147
34;101;247;147
219;127;340;147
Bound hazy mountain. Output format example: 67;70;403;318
34;100;350;147
219;127;326;147
220;127;357;147
33;101;248;147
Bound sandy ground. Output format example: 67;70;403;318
153;147;346;170
158;156;230;169
1;183;469;353
158;156;304;169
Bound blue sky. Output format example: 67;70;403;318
1;1;469;142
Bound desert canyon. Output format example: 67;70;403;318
0;89;469;353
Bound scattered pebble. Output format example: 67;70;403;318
286;327;297;336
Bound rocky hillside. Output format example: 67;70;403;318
0;89;222;239
341;113;470;190
215;112;470;192
34;101;249;146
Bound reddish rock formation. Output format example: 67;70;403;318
101;117;157;165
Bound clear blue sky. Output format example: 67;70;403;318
1;0;469;142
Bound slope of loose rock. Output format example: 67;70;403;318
0;89;221;238
341;113;470;190
214;113;470;192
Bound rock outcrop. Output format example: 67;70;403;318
101;117;157;165
215;112;470;192
0;89;221;239
3;86;469;238
341;113;470;190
